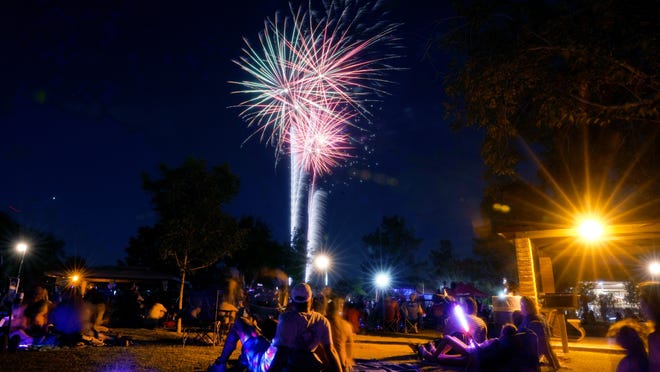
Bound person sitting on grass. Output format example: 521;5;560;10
639;281;660;372
442;323;539;372
413;297;487;363
518;296;560;370
607;321;649;372
207;315;279;372
208;283;342;372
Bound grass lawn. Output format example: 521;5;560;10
0;328;229;372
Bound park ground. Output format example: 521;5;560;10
0;327;624;371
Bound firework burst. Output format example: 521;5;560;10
231;0;400;281
288;104;355;178
231;1;399;163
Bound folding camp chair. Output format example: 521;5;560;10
182;322;219;346
215;309;237;344
403;318;417;333
383;317;400;333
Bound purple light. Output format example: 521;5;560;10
453;304;469;333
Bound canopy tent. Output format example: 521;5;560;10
447;282;488;298
44;266;177;296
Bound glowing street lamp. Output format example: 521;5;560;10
649;261;660;278
374;271;391;297
374;272;391;289
577;218;605;243
315;254;330;287
374;271;391;331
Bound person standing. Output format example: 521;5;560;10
402;293;425;333
326;298;354;372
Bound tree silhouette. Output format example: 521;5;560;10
361;215;423;285
139;157;242;332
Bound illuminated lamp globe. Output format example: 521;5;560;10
315;255;330;271
374;272;391;289
16;242;28;253
578;219;604;242
649;262;660;276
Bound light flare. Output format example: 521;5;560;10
453;304;470;334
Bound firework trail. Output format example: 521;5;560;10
290;104;353;281
306;188;328;281
231;0;399;281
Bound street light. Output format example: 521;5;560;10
374;271;391;300
4;241;28;351
14;242;28;296
577;218;605;243
649;261;660;277
314;254;330;287
374;271;391;331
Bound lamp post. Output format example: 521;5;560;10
577;218;605;242
374;271;390;331
649;261;660;279
4;241;28;352
315;254;330;287
503;217;607;353
14;242;28;297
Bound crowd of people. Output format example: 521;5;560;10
207;281;555;372
207;282;350;372
0;282;171;350
3;278;660;372
205;281;660;372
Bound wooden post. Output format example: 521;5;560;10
514;236;537;299
538;256;555;294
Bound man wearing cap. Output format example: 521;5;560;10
208;283;341;372
272;282;342;372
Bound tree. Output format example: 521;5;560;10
361;215;423;285
228;217;305;285
438;0;659;222
140;157;242;332
471;236;517;287
123;225;176;274
577;281;597;321
0;211;67;291
437;0;659;289
428;240;459;281
624;280;638;307
440;0;658;177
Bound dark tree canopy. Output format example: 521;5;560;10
361;215;423;284
136;157;242;275
228;217;305;285
123;225;175;274
441;0;658;178
436;0;660;241
0;211;67;290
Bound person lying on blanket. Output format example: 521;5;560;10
443;323;540;371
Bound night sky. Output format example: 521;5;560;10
2;1;485;275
